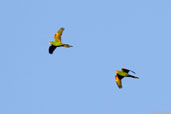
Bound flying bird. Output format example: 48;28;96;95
115;68;139;88
49;28;72;54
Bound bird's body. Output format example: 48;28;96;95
49;27;72;54
115;68;139;88
50;41;63;46
115;70;129;77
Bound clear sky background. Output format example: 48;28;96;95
1;0;171;114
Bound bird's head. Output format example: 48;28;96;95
115;70;119;74
49;41;53;45
63;44;72;48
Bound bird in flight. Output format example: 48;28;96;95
115;68;139;88
49;28;72;54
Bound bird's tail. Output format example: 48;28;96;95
63;44;72;48
128;75;139;79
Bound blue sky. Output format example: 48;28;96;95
1;0;171;114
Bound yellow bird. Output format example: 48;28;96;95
115;68;139;88
49;28;72;54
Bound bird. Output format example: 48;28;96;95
115;68;139;88
49;27;72;54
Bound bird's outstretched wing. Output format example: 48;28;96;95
115;75;122;88
54;28;64;42
129;75;139;79
122;68;136;74
49;45;57;54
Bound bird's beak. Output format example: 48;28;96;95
115;70;119;74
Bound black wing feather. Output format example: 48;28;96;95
117;74;124;80
122;68;136;74
122;68;130;73
49;45;57;54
